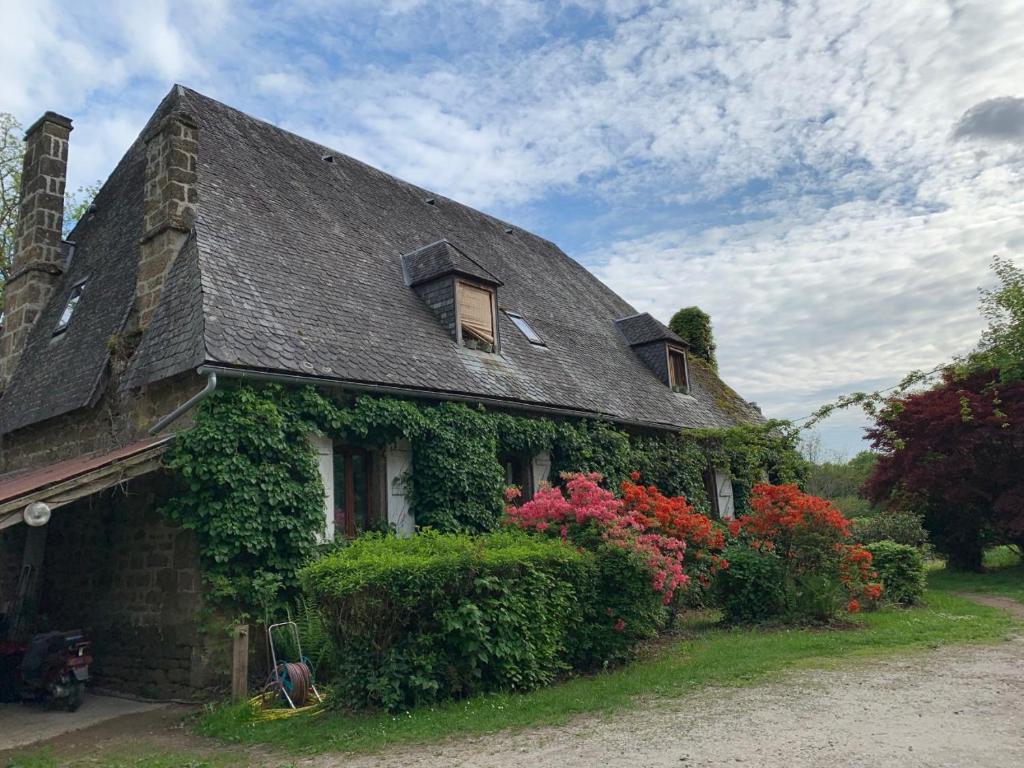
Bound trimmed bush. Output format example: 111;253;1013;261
852;512;930;550
714;545;787;623
300;531;592;710
864;541;926;605
572;541;668;667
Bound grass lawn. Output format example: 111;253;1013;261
196;587;1020;757
927;546;1024;602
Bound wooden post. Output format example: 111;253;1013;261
231;624;249;703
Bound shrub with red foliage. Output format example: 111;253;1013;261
865;370;1024;571
730;483;881;616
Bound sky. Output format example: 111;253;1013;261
2;0;1023;458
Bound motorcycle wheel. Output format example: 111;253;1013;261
65;681;85;712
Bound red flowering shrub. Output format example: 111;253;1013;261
506;472;722;664
728;483;882;620
619;474;728;597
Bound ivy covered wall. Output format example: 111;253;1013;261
163;383;806;614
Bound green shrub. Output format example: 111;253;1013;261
852;511;930;550
572;542;668;667
714;545;788;623
865;541;926;605
300;531;592;710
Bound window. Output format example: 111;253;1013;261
54;281;86;335
332;445;385;538
458;281;496;350
503;455;534;504
506;311;544;345
668;347;688;392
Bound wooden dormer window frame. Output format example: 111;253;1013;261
667;345;689;393
456;279;498;352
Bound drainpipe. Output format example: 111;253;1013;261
148;369;217;435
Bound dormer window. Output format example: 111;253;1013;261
615;312;692;393
402;239;502;352
668;347;689;392
54;280;86;335
457;281;496;351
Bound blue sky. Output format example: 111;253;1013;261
3;0;1024;458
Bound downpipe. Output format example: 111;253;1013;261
148;370;217;435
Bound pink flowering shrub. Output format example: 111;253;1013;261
506;472;720;664
507;472;690;603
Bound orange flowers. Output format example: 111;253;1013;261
732;484;883;613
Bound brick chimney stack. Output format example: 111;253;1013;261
134;110;198;330
0;111;73;390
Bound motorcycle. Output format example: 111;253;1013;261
17;629;93;711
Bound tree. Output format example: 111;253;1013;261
669;306;717;370
0;114;22;306
864;370;1024;571
966;256;1024;383
0;111;99;307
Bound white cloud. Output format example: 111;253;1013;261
4;0;1023;454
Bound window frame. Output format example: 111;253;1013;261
667;345;690;393
505;310;545;346
456;279;498;352
53;279;87;336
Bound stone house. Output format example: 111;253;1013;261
0;86;760;699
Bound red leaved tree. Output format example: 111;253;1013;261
864;370;1024;571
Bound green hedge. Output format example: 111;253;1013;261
865;541;926;605
713;545;788;623
301;532;593;709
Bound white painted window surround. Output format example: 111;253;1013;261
386;440;415;537
531;451;552;494
310;432;334;542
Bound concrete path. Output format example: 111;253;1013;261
0;693;163;751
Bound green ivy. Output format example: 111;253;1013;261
163;384;804;613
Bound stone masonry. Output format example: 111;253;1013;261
135;111;198;330
0;112;73;389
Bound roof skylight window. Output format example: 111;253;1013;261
53;281;86;335
506;311;544;345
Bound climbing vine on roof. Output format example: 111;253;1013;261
162;383;803;614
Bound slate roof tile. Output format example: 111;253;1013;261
0;86;764;436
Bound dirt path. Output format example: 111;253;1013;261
954;592;1024;619
320;638;1024;768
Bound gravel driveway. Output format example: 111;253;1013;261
328;629;1024;768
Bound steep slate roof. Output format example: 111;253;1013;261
0;86;763;435
615;312;688;347
402;239;501;287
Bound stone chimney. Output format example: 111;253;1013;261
135;110;198;330
0;112;73;390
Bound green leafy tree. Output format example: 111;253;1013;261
965;256;1024;382
0;111;99;307
0;114;23;306
669;306;717;370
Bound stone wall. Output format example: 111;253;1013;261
28;473;227;699
414;275;457;340
634;340;670;386
0;371;203;474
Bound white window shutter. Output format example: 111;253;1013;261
310;433;334;542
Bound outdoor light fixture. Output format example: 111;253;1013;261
23;501;51;527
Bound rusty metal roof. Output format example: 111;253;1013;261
0;436;173;524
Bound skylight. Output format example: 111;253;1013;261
53;281;86;335
506;311;544;345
